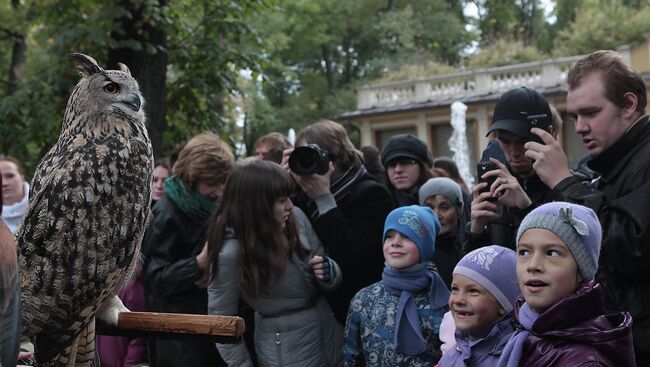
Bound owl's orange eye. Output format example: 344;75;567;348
103;83;120;94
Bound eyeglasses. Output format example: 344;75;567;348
386;158;417;168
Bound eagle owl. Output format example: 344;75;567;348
16;53;153;366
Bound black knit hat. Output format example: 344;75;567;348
381;134;433;167
486;87;553;141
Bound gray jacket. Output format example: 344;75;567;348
208;207;344;367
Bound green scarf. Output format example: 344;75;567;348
164;176;217;222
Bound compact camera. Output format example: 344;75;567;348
288;144;332;176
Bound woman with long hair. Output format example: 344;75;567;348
207;160;343;366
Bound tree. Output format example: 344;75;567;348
553;0;650;56
471;0;549;50
0;0;267;172
244;0;470;144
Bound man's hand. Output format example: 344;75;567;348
484;158;532;210
282;147;334;198
281;147;293;172
291;162;335;199
469;182;500;234
525;128;572;189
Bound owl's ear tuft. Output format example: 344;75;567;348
69;53;104;77
117;62;131;76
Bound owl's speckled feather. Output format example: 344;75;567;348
16;53;153;366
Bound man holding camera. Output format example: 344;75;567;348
466;87;561;252
283;119;394;325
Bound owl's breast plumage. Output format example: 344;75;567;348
18;122;152;338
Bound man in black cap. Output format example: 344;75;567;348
466;86;562;252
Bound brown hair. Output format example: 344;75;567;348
432;156;468;192
296;120;363;170
430;166;450;178
255;132;292;151
0;156;26;178
206;161;310;297
567;50;647;113
173;132;235;188
254;132;292;164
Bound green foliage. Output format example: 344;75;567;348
8;0;650;172
373;59;457;83
467;38;547;68
0;0;267;173
553;0;650;56
243;0;470;147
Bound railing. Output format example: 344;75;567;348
356;55;583;110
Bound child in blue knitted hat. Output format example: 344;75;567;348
497;202;635;367
344;205;450;366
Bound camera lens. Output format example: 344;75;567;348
288;145;330;176
289;147;319;176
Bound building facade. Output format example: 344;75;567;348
341;38;650;174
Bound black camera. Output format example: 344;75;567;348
289;144;332;176
477;161;498;201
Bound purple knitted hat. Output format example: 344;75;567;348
516;202;601;280
453;245;519;312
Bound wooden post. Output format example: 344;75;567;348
97;312;245;344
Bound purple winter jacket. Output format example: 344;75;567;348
439;312;515;367
96;266;147;367
516;281;635;367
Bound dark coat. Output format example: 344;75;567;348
432;231;462;289
388;187;419;207
294;174;394;324
550;116;650;363
516;282;635;367
142;195;223;367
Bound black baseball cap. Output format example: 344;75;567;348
486;87;553;140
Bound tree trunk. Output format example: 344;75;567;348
7;0;27;96
321;44;334;93
108;0;167;159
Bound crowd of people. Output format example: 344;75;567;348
3;49;649;366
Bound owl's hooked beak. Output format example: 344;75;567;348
123;93;142;112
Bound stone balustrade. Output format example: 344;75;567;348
356;55;583;110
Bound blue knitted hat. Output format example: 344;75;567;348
383;205;440;264
517;202;601;280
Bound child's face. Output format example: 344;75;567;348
517;228;583;313
383;230;421;269
449;274;505;337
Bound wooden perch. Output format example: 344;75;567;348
97;312;245;344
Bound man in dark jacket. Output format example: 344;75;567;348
524;50;650;366
466;87;560;252
285;120;394;325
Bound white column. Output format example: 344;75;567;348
415;113;428;142
360;119;373;147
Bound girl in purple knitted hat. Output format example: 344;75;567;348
438;245;519;367
497;201;635;367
